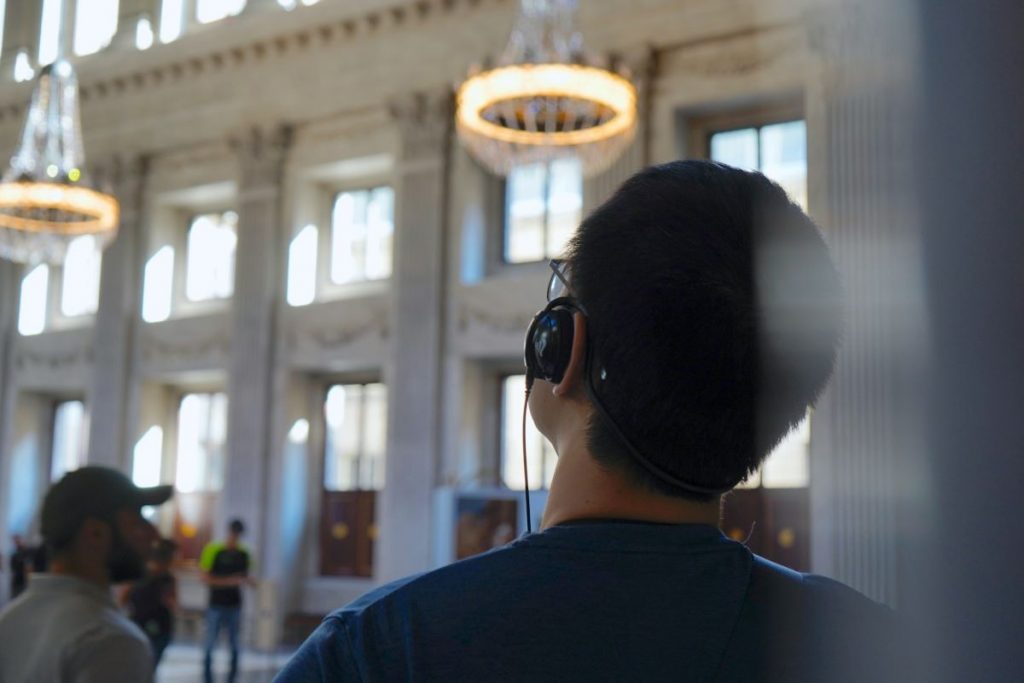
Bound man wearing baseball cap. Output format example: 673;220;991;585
0;466;173;682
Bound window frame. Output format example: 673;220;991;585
317;373;387;579
321;377;388;494
499;158;584;267
496;371;558;491
315;180;396;301
682;101;804;162
49;397;88;482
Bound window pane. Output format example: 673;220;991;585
18;264;49;336
74;0;118;56
361;383;388;490
136;16;154;50
51;400;87;481
545;157;583;258
61;235;102;317
364;188;394;281
505;163;548;263
287;224;318;306
38;0;63;66
331;188;393;285
160;0;184;43
331;192;366;284
196;0;246;23
142;246;174;322
186;211;237;301
760;120;808;210
132;425;164;488
501;375;557;489
762;413;810;488
175;392;227;493
14;50;35;83
710;128;758;171
324;383;388;491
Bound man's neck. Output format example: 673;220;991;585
540;433;722;530
49;556;110;591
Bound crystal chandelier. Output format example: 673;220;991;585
455;0;637;177
0;59;119;264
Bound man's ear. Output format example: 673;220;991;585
553;311;587;397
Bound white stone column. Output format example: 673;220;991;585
85;156;149;469
0;0;42;79
376;91;452;582
804;2;923;606
220;124;292;561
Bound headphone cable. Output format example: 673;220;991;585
522;380;533;533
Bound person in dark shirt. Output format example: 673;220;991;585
8;534;45;600
200;518;252;683
276;161;893;682
121;539;178;669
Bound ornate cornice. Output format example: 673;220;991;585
0;0;511;125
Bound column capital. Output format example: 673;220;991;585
388;89;452;165
229;123;293;194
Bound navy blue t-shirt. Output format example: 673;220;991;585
275;522;894;682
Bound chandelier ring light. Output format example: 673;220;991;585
455;0;638;178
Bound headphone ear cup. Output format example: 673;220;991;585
526;306;575;384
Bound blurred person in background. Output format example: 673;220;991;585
200;517;253;683
8;533;47;600
0;466;173;682
121;538;179;670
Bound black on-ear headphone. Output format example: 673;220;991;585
524;296;581;387
522;295;738;502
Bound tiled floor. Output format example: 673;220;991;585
156;643;295;683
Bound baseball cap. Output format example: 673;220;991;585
41;466;173;549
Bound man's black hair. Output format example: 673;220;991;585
566;160;841;501
229;519;245;535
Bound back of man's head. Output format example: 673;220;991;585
567;160;841;499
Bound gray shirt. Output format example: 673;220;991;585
0;574;153;683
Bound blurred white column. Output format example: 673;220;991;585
220;124;292;564
376;91;452;582
0;0;42;80
86;156;150;469
804;0;924;606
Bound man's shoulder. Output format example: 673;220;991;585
717;554;897;682
748;554;892;618
328;542;525;622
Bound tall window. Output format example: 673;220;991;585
175;392;227;493
196;0;245;24
323;383;387;491
330;187;394;285
0;2;7;58
74;0;119;56
16;240;102;334
18;264;49;336
504;158;582;263
185;211;237;302
51;400;87;481
159;0;184;43
61;236;103;317
501;374;557;489
321;382;387;577
38;0;63;66
710;120;807;209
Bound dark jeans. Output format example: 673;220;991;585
203;605;241;683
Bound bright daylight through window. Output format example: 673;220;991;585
505;158;582;263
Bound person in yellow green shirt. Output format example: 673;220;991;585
199;519;252;683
